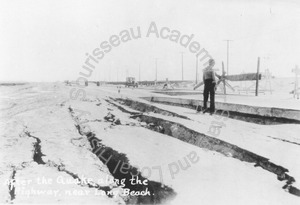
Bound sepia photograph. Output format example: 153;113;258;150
0;0;300;204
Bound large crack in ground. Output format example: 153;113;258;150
266;136;300;146
107;98;300;197
8;169;16;202
136;97;300;125
46;160;113;197
112;97;190;120
6;130;47;203
24;131;46;165
68;107;176;204
14;128;123;203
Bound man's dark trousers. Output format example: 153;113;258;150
203;79;215;113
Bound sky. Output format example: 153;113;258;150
0;0;300;82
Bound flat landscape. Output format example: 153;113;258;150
1;82;299;204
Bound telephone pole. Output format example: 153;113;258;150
224;40;233;75
139;63;141;82
109;64;111;82
180;52;184;81
155;58;158;85
196;55;199;83
117;67;119;82
255;57;260;96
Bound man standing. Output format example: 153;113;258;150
202;59;217;114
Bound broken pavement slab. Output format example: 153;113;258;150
142;96;300;122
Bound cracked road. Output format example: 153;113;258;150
1;83;300;205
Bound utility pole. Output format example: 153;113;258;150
180;52;184;81
155;58;158;85
196;56;198;84
99;69;101;81
139;63;141;82
255;57;260;96
292;65;300;99
224;40;233;75
117;67;119;82
109;64;111;82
